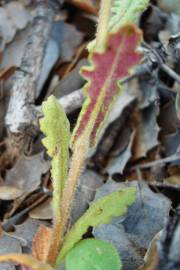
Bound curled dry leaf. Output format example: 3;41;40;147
0;185;24;200
0;235;21;270
0;254;54;270
29;198;53;220
137;231;162;270
5;153;50;195
0;2;32;49
32;225;52;262
67;0;98;14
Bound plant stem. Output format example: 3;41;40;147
46;0;113;265
96;0;112;51
46;137;89;265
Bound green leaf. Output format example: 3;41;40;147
56;187;136;266
40;95;70;217
109;0;149;31
65;239;121;270
88;0;149;52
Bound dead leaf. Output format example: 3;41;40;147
60;23;83;63
137;231;162;270
164;175;180;185
0;235;21;270
29;198;53;220
93;180;171;270
133;105;160;159
0;2;32;49
163;128;180;156
158;100;180;135
106;130;135;175
0;66;16;81
67;0;98;14
71;169;104;224
0;185;23;200
14;219;48;251
157;0;180;14
52;58;87;98
0;254;54;270
5;153;50;195
32;225;52;261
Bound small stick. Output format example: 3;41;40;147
132;153;180;170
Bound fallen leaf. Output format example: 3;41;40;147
0;235;21;270
106;130;135;174
158;100;180;135
70;169;104;223
52;59;87;98
0;254;54;270
137;231;162;270
60;23;83;63
5;153;50;195
157;0;180;14
29;198;53;220
163;128;180;156
32;225;52;261
133;105;160;159
0;2;32;49
67;0;98;14
138;77;159;109
0;185;23;200
14;219;48;251
164;175;180;185
93;180;171;270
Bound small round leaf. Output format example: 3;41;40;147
66;239;121;270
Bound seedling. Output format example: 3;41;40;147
0;0;149;269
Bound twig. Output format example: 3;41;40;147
162;64;180;85
36;88;85;117
5;0;62;135
2;193;50;231
132;153;180;170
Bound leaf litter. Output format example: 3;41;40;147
0;0;179;270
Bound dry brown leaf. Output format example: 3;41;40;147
133;105;160;159
0;253;54;270
32;225;52;262
137;232;162;270
5;153;50;195
0;235;22;270
0;66;16;81
67;0;98;14
29;198;53;220
164;175;180;185
0;185;24;200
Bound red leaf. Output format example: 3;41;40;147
71;24;142;147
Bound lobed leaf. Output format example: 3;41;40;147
0;253;54;270
40;95;70;215
71;25;142;148
110;0;149;31
65;239;121;270
56;187;136;266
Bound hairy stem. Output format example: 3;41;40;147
46;137;89;265
46;0;113;265
96;0;112;51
